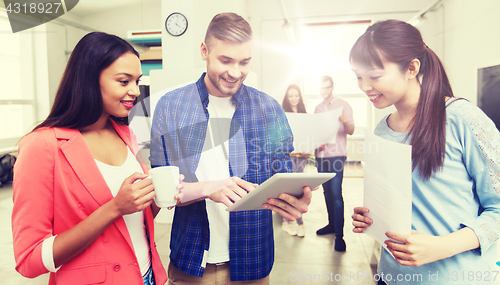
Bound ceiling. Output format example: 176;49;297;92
68;0;147;16
1;0;438;19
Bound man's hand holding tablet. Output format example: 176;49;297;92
227;173;335;221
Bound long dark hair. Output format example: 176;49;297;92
350;20;454;180
34;32;139;131
282;84;307;113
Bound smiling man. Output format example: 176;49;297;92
150;13;313;284
201;24;252;97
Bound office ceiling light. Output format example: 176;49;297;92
278;0;297;45
407;0;443;26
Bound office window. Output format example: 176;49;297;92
0;15;36;149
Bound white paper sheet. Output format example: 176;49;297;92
286;109;342;153
363;131;412;256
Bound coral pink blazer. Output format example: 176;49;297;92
12;120;167;285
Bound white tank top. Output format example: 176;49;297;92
95;148;151;275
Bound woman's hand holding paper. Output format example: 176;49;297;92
351;207;373;233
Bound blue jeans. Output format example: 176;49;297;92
143;267;156;285
285;156;308;224
316;156;345;236
291;156;307;173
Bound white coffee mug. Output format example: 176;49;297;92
148;166;180;208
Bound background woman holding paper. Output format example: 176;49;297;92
281;84;308;237
12;32;175;285
350;20;500;284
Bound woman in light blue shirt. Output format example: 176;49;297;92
350;20;500;284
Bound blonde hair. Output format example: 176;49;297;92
204;13;252;49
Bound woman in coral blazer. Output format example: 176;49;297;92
12;32;169;285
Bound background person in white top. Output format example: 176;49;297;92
281;84;309;237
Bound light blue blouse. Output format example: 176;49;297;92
375;98;500;284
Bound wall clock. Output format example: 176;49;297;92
165;12;188;36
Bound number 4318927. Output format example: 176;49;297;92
443;271;498;282
6;2;62;14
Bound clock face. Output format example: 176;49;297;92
165;12;188;36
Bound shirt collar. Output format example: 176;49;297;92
323;96;335;106
196;73;245;109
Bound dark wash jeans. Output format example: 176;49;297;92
315;156;346;236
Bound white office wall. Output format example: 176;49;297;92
45;22;88;108
418;0;500;105
246;0;441;137
150;0;438;119
46;0;444;112
245;1;437;157
78;0;162;39
44;0;162;110
150;0;248;95
246;0;500;133
5;0;499;148
247;0;435;100
148;0;443;163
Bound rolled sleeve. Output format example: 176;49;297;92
41;235;61;272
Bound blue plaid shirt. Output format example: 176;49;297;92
150;73;294;281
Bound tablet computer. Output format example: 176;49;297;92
226;172;336;212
